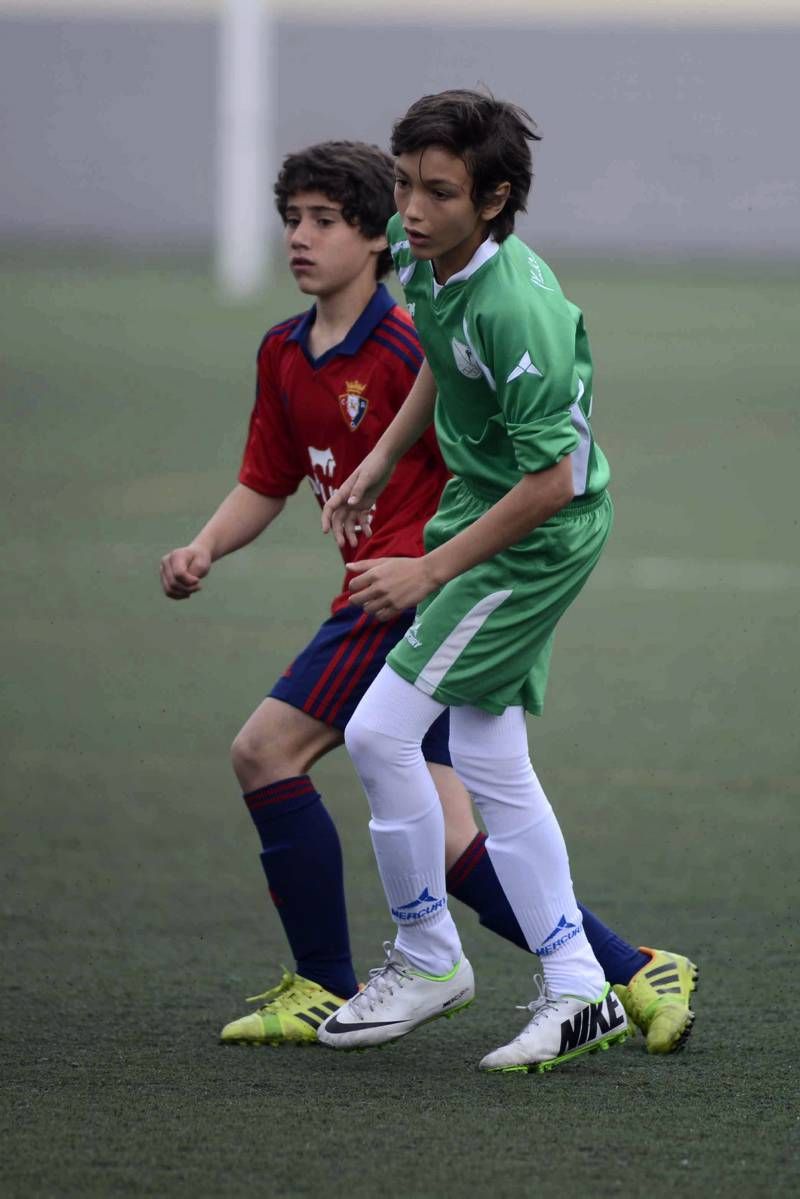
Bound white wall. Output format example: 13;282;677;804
1;12;798;256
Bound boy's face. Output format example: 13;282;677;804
283;191;385;298
394;147;508;280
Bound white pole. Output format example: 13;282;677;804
216;0;274;299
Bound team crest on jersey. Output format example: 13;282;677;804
339;380;369;431
451;337;482;379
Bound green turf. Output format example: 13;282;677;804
1;247;798;1197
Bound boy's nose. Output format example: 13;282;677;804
403;193;424;225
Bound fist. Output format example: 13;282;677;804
159;544;211;600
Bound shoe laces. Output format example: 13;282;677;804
515;974;560;1026
348;942;413;1017
246;968;305;1010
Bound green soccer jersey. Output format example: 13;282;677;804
387;212;609;501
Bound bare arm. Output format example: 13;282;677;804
322;360;437;547
191;483;286;561
347;457;575;619
160;483;286;600
372;358;438;465
426;456;574;587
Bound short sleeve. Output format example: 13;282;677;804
475;299;581;475
378;303;443;467
238;339;306;497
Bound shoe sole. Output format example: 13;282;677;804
221;1038;319;1047
323;995;475;1053
482;1029;630;1074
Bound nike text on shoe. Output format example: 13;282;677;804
219;971;348;1046
613;946;698;1054
317;942;475;1050
479;974;628;1074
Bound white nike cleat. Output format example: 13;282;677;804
479;974;629;1073
317;941;475;1051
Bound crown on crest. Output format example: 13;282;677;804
345;380;367;395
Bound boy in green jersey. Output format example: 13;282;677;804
318;92;690;1071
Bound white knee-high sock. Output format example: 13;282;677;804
344;666;462;975
449;705;604;998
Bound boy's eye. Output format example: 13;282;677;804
432;190;451;201
394;178;409;189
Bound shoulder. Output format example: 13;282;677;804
473;239;572;331
256;311;306;361
370;303;424;374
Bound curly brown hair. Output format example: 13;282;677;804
274;141;395;278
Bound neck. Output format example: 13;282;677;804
309;273;379;358
432;223;490;284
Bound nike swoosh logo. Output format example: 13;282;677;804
323;1013;407;1034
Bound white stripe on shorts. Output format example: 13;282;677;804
416;589;513;697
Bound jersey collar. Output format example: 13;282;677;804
288;283;396;368
431;237;500;299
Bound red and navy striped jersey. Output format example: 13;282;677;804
239;283;449;613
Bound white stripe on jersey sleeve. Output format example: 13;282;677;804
569;378;592;497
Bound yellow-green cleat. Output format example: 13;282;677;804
614;946;698;1054
220;971;349;1046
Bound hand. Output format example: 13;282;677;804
159;544;212;600
321;449;394;549
346;557;438;621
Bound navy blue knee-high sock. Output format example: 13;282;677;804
243;776;358;999
577;906;649;985
446;832;649;985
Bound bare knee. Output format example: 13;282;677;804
231;698;342;791
230;724;275;789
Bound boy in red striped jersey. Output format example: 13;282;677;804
159;141;694;1053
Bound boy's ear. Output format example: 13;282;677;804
480;182;511;222
368;231;389;256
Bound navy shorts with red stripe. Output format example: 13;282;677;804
269;605;451;766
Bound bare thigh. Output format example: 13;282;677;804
231;697;342;791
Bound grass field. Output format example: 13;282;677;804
1;246;798;1197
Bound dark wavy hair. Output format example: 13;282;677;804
274;141;395;278
390;90;541;242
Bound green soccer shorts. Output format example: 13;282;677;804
386;478;613;716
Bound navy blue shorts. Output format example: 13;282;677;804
270;605;451;766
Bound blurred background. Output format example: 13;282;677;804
2;0;799;266
2;2;799;1196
